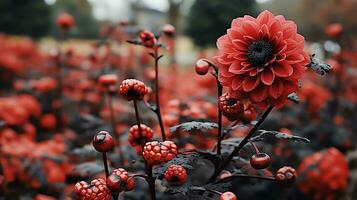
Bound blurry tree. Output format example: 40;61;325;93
185;0;258;47
52;0;100;38
0;0;51;38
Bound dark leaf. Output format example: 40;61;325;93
72;162;104;177
307;54;332;76
70;145;98;163
250;130;310;143
170;121;217;134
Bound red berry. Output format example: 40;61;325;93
98;74;118;87
128;124;153;154
56;13;75;29
162;24;175;37
219;192;237;200
74;178;111;200
275;166;297;184
142;141;178;166
139;30;156;48
195;59;210;75
218;93;244;121
164;165;187;185
106;168;135;193
325;23;343;38
250;153;271;169
119;79;148;101
93;131;114;152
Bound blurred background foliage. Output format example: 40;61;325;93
1;0;357;46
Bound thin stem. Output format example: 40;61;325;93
108;93;122;165
133;100;144;150
215;73;223;156
153;46;166;141
133;99;156;200
217;173;276;182
208;105;274;183
248;140;260;154
102;152;110;178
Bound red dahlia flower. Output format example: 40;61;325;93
216;10;309;107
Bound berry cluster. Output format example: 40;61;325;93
298;148;349;198
275;166;298;184
142;141;178;165
74;178;111;200
119;79;148;101
164;164;187;185
218;93;244;121
128;124;153;154
106;168;135;194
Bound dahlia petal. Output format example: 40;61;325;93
286;54;305;64
232;77;243;90
259;24;270;39
242;76;261;92
261;68;275;85
250;85;268;102
257;10;274;26
269;20;282;36
271;63;293;77
269;79;284;99
282;80;298;95
217;35;235;53
249;69;259;76
229;61;254;74
232;39;248;51
242;21;259;38
243;35;256;44
233;52;248;61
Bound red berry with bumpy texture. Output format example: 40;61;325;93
128;124;153;154
195;59;210;75
93;131;114;152
219;192;237;200
98;74;118;87
142;141;178;166
119;79;148;101
275;166;297;184
106;168;135;193
250;153;271;169
56;13;75;29
164;165;187;185
74;178;111;200
139;30;156;48
218;93;244;121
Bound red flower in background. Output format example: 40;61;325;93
216;10;309;107
56;13;75;29
325;23;343;38
298;148;349;200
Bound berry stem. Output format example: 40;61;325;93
133;99;156;200
248;140;260;154
217;173;276;182
133;100;145;150
102;152;110;178
108;93;122;165
208;105;274;183
152;46;166;141
215;71;223;156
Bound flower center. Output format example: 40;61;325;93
247;40;273;67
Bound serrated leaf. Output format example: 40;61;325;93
250;130;310;143
307;54;332;76
170;121;218;134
